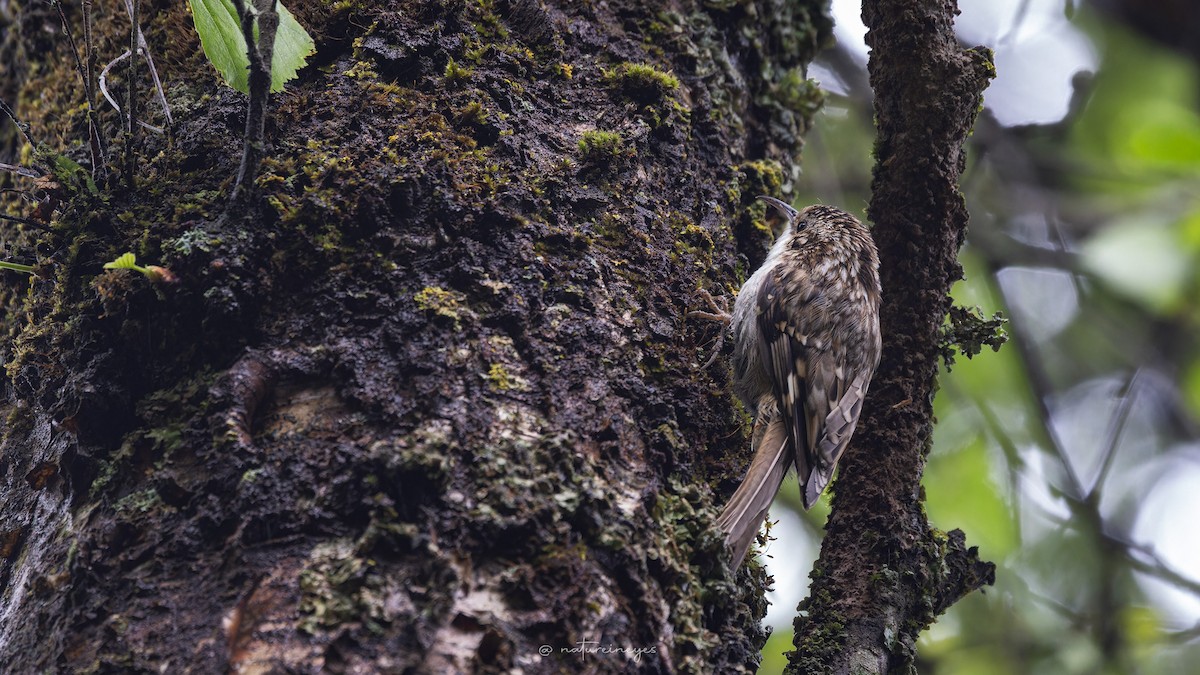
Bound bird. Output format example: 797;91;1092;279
707;196;882;568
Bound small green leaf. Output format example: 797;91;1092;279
189;0;316;94
104;252;141;271
104;253;178;283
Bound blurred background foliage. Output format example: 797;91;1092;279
758;1;1200;673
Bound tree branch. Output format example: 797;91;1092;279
790;1;995;672
228;0;279;209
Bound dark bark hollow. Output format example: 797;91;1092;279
790;1;996;673
0;0;830;672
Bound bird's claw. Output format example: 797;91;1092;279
687;288;732;368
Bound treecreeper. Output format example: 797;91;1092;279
696;196;882;568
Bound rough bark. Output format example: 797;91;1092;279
790;1;996;673
0;0;831;672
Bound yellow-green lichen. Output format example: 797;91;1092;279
738;159;787;237
739;159;784;197
773;68;825;119
486;363;518;391
414;286;466;327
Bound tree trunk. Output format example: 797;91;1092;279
0;0;831;672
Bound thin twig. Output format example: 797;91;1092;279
0;212;53;232
52;1;88;97
1163;619;1200;644
1088;369;1141;498
1107;532;1200;598
98;50;164;135
53;0;106;177
0;163;41;179
987;254;1088;502
1040;506;1200;599
999;0;1034;48
124;0;140;186
81;0;108;176
0;97;35;148
121;0;172;130
99;50;131;113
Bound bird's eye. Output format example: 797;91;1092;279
794;219;808;232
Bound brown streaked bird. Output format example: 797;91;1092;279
716;196;881;568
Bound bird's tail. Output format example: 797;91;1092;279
716;404;790;569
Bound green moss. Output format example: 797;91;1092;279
577;130;628;164
599;62;689;129
733;159;788;240
455;101;489;126
603;62;680;103
654;422;683;450
444;57;474;83
298;538;369;633
652;480;760;671
669;211;717;272
343;59;380;81
371;421;455;489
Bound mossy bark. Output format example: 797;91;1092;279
0;0;830;672
790;1;996;673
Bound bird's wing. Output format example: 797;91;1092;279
804;369;870;508
755;269;815;493
803;319;881;507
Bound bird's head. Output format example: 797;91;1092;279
757;196;867;245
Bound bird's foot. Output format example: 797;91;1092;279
687;288;732;368
686;288;732;324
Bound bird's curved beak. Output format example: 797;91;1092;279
757;195;798;221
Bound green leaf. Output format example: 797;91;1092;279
269;3;316;91
47;152;99;195
189;0;315;94
104;252;141;271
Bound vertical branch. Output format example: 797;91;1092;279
228;0;279;209
82;0;108;178
790;0;995;672
53;0;107;178
123;0;140;187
